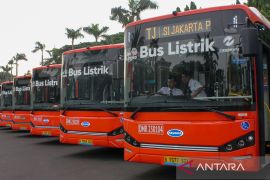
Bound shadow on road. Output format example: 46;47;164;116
0;127;11;130
34;139;77;147
16;134;54;139
131;166;175;180
64;147;123;161
3;130;29;134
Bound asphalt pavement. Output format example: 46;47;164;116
2;126;270;180
0;127;175;180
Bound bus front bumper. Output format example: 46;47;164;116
124;142;260;172
0;120;14;128
30;126;60;137
59;130;124;148
12;122;32;131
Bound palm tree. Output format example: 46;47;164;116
0;65;12;81
32;42;46;66
110;0;158;27
83;24;109;43
1;65;11;74
8;58;15;76
65;28;84;49
14;53;27;76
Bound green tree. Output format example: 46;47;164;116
14;53;27;76
83;24;109;43
110;0;158;26
184;5;190;11
1;65;11;74
8;58;15;76
101;32;124;44
0;65;12;81
236;0;241;4
65;28;84;49
175;7;181;12
44;48;62;65
32;41;46;66
190;1;197;10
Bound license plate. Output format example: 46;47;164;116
42;131;51;136
164;156;189;166
20;127;27;130
79;139;93;146
6;124;11;127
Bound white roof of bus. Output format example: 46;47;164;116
250;7;270;29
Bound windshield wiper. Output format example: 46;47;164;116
130;107;144;120
129;98;186;119
161;106;235;120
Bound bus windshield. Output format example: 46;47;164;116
62;47;124;109
32;67;61;110
125;9;255;110
2;83;13;107
14;77;31;108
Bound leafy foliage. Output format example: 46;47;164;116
14;53;27;76
0;72;12;82
83;24;109;42
65;28;84;49
32;41;46;65
110;0;158;26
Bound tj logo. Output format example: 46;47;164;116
223;36;235;47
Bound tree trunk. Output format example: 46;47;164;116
16;61;18;76
41;50;44;66
10;65;13;76
72;39;74;49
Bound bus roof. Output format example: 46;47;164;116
1;81;13;85
63;43;124;55
33;64;62;71
125;4;270;30
15;75;31;79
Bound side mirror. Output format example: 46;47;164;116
241;27;259;57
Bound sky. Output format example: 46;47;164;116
0;0;247;76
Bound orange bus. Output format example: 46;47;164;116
12;75;32;131
1;81;14;128
60;44;124;148
30;64;61;136
123;5;270;171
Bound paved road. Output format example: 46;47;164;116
1;127;270;180
0;127;175;180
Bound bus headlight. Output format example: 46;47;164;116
237;139;245;147
59;124;68;133
220;131;255;152
226;144;233;151
247;135;254;142
124;131;140;147
108;127;124;136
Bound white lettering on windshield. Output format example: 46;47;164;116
67;65;110;77
140;38;215;59
32;80;58;87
